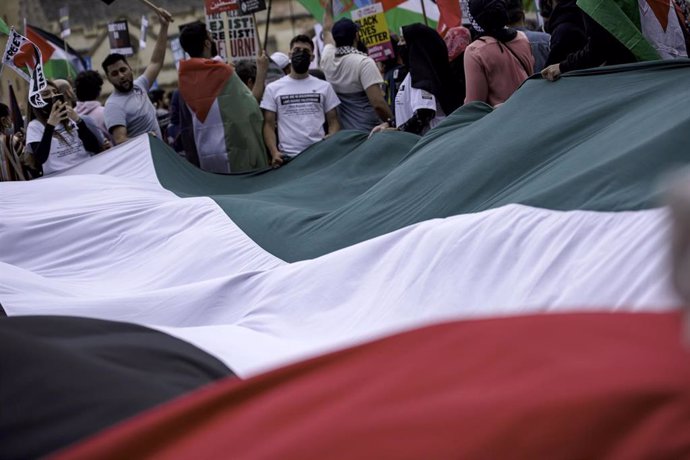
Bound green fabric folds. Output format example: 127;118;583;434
151;60;690;262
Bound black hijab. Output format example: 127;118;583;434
402;23;462;116
468;0;518;42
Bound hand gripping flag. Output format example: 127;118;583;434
2;28;48;108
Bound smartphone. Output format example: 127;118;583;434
52;94;65;104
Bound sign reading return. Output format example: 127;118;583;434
351;3;393;62
206;11;258;62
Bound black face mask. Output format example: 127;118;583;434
291;49;311;74
37;95;60;119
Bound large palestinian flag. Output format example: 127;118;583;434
2;60;690;456
25;24;87;80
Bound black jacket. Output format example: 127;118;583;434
545;0;588;65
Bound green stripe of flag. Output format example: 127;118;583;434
577;0;659;61
150;60;690;262
0;17;11;36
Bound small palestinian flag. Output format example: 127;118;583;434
26;24;87;80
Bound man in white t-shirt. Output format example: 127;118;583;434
320;5;392;131
261;34;341;168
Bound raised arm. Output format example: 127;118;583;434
322;0;335;45
143;8;173;86
252;50;269;103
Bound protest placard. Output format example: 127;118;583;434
140;15;149;48
205;0;240;14
59;6;71;38
351;3;393;62
169;35;186;69
239;0;267;14
107;20;134;56
206;11;258;62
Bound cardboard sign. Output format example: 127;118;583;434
206;11;258;62
205;0;239;14
140;15;149;48
108;20;134;56
59;6;71;38
239;0;267;14
351;3;394;62
169;35;186;69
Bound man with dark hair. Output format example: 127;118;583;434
74;70;110;143
506;0;551;73
260;34;340;167
102;7;172;144
320;3;392;131
176;21;268;173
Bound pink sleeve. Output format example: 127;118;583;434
463;48;489;105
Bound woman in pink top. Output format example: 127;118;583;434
464;0;535;106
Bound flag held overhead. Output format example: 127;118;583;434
2;28;48;108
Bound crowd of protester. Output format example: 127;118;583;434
1;0;689;180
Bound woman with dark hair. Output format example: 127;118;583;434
26;81;103;176
464;0;534;106
371;23;462;136
75;70;110;142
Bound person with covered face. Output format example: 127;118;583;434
25;81;103;176
101;7;172;145
260;34;341;167
371;24;462;136
464;0;535;106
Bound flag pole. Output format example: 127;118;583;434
263;0;273;52
135;0;173;22
253;13;263;51
420;0;429;26
137;0;162;11
223;11;232;64
63;39;72;80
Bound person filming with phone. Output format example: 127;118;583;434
26;81;103;176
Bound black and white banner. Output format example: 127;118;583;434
1;28;48;108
